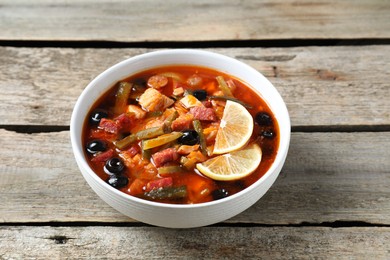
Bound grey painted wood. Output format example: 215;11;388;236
1;0;388;259
0;226;389;259
1;130;389;225
0;46;389;126
0;0;388;41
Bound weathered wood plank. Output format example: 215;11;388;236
0;46;389;126
0;226;389;259
0;0;388;41
0;129;389;224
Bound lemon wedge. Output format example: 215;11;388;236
213;100;254;154
196;143;262;181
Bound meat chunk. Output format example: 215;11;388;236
202;100;213;108
91;149;114;162
189;107;217;121
114;113;133;130
127;105;146;119
147;75;168;89
172;86;184;96
138;88;174;112
99;118;120;134
152;148;179;167
171;114;194;131
99;113;134;134
145;177;173;192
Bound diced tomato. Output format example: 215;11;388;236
177;144;199;155
128;179;146;196
145;177;173;192
178;174;215;203
187;150;208;163
126;145;140;157
91;149;114;162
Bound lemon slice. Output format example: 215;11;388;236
196;143;262;181
213;100;254;154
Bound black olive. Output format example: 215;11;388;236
262;130;275;139
89;109;108;125
192;89;208;101
86;140;107;154
133;78;147;86
212;188;229;200
107;175;128;189
132;78;147;91
255;112;273;126
178;130;199;145
104;157;125;175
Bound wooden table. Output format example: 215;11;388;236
1;1;389;258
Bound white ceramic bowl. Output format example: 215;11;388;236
70;49;290;228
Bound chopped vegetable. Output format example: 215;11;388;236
141;141;152;160
163;110;179;131
158;72;185;82
193;120;208;156
142;132;183;150
114;82;132;114
157;165;183;175
209;95;252;109
182;158;197;170
180;94;204;109
216;76;233;97
146;111;163;118
143;186;187;200
115;126;166;149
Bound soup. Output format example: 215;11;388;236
83;65;279;204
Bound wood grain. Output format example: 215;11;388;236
1;129;389;224
0;0;389;41
0;226;389;259
0;45;389;126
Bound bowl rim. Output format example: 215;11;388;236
70;49;291;209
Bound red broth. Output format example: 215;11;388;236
83;65;279;204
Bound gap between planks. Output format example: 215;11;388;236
0;39;390;49
0;220;389;228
